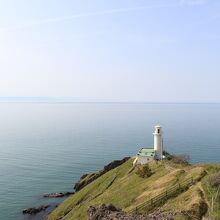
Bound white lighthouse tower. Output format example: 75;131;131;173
133;125;164;166
153;125;163;160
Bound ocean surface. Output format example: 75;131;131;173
0;103;220;220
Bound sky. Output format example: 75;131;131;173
0;0;220;102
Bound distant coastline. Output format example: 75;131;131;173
0;97;220;104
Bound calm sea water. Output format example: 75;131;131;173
0;103;220;220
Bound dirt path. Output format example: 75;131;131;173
162;162;177;172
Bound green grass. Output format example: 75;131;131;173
47;159;213;220
201;164;220;219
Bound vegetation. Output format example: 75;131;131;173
171;154;190;165
47;159;220;220
163;151;173;160
209;171;220;187
135;164;153;178
201;165;220;219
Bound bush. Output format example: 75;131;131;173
209;171;220;187
163;151;173;160
135;164;152;178
171;154;190;165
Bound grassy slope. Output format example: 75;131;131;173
201;164;220;219
47;159;219;220
161;183;207;219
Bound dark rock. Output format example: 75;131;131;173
43;192;74;198
22;205;50;215
74;157;130;192
80;174;89;180
87;204;185;220
105;204;119;212
88;204;148;220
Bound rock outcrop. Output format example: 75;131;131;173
22;205;50;215
43;192;74;198
88;204;183;220
74;157;130;192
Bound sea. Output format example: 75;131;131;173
0;103;219;220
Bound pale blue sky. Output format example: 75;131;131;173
0;0;220;102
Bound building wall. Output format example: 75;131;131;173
136;156;154;165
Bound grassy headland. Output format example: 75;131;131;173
47;158;220;220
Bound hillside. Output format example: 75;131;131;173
47;158;220;220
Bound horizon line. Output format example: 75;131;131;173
0;96;219;104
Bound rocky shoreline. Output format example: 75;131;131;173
22;157;186;220
22;192;74;217
23;205;50;215
22;157;130;219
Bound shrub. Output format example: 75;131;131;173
163;151;173;160
171;154;190;165
209;171;220;187
135;164;152;178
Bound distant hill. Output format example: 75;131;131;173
47;158;220;220
0;97;58;102
1;97;187;103
0;97;102;103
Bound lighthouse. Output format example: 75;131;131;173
133;125;164;166
153;125;163;160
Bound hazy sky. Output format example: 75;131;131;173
0;0;220;102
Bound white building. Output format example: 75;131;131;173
133;125;163;166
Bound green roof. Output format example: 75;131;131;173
137;148;155;157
